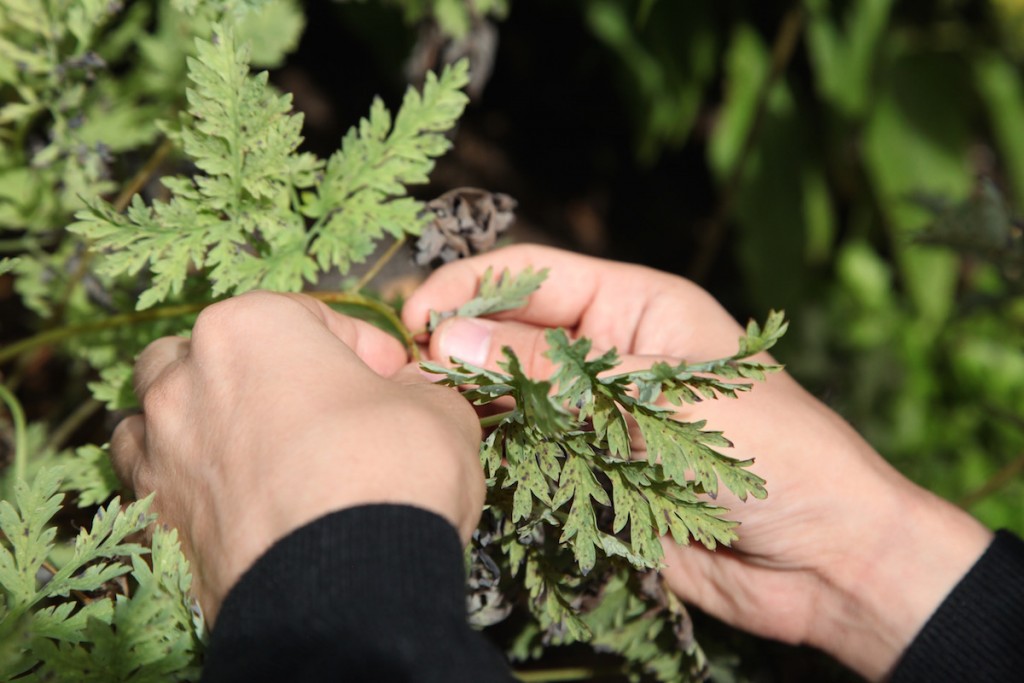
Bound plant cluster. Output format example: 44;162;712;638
0;1;787;681
426;303;784;679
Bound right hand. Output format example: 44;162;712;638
403;244;992;680
112;291;486;625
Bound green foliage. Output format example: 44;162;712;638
2;1;472;678
801;183;1024;533
71;28;468;309
305;58;469;276
425;309;785;679
731;2;1024;537
0;468;201;681
8;0;1021;680
71;26;320;307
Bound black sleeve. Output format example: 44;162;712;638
890;529;1024;682
200;504;516;683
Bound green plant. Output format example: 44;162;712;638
426;311;784;680
0;2;789;681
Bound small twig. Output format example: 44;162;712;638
0;237;57;252
112;139;175;214
959;451;1024;509
55;138;175;321
351;236;408;293
687;6;806;283
44;398;103;454
40;560;94;605
986;404;1024;433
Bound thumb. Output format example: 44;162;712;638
430;317;558;379
430;318;684;380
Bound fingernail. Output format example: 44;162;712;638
438;318;492;366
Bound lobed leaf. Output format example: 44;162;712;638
552;448;611;575
429;266;549;330
307;60;470;275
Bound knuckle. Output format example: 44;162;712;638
139;363;188;418
109;417;141;484
131;464;158;499
190;291;276;351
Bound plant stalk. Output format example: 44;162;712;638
0;383;28;482
307;290;419;359
513;667;600;682
44;398;103;454
1;293;419;367
0;302;207;366
479;410;515;428
352;235;408;293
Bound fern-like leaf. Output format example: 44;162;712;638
70;26;317;307
0;468;159;679
70;32;469;309
429;266;549;330
305;60;470;274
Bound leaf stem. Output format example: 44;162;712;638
0;238;55;252
113;139;176;214
0;302;207;366
959;450;1024;509
479;410;515;428
351;235;408;293
44;398;103;454
1;293;419;367
0;383;28;482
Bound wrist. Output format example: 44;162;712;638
808;481;993;680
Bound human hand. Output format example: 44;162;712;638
111;291;485;625
403;244;993;680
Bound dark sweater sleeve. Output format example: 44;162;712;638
890;529;1024;682
200;504;516;683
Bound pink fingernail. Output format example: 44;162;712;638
438;319;493;366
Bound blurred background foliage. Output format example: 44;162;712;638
319;0;1024;535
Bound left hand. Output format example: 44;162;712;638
111;291;486;625
403;245;992;680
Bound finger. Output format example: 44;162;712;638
262;293;408;376
403;244;733;357
203;292;408;377
389;361;437;386
402;244;622;333
110;414;146;491
430;317;686;380
658;541;814;645
430;317;556;378
133;336;189;404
